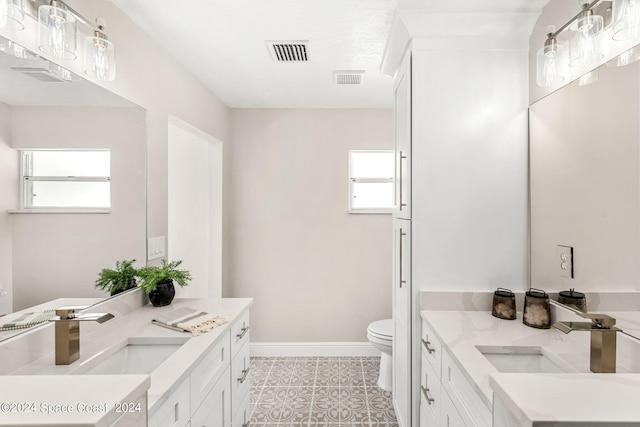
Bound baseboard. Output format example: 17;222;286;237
250;342;380;357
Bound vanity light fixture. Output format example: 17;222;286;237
84;18;115;81
569;0;605;67
0;0;25;30
612;0;640;40
38;0;77;60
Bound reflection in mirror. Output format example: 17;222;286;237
530;52;640;339
0;35;147;341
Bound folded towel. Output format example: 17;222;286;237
152;307;228;336
0;309;57;331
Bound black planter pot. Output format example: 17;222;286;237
148;280;176;307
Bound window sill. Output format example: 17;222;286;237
7;208;111;214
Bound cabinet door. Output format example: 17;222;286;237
393;50;411;219
392;218;411;427
191;366;231;427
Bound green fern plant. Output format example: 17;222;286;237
95;259;138;296
137;259;192;293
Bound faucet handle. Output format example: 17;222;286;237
581;313;616;329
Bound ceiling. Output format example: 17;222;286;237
110;0;399;109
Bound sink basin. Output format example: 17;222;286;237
476;346;572;374
80;336;190;375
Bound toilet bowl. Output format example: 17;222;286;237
367;319;393;392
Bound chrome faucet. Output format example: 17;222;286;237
553;311;621;373
52;307;114;365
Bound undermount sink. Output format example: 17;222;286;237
476;346;573;374
79;336;190;375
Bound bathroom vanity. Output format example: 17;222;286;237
0;290;253;426
420;296;640;426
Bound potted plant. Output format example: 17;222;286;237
95;259;138;296
137;259;192;307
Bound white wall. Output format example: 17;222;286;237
412;41;531;292
10;106;146;309
0;103;16;315
227;109;393;342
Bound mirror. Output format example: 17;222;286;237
530;53;640;337
0;37;147;340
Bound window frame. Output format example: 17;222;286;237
18;149;111;213
348;149;394;214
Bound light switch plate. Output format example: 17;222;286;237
557;245;574;279
147;236;166;261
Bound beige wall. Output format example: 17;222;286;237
530;62;640;292
10;106;147;309
226;109;393;342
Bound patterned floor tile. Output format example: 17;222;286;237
249;356;397;427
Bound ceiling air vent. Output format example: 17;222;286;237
333;70;364;85
267;41;309;62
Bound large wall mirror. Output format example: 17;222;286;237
530;49;640;334
0;36;147;339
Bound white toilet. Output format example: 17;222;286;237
367;319;393;391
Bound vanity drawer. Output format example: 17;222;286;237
421;319;442;378
190;332;230;415
231;339;251;417
148;376;190;427
232;385;251;427
420;349;440;426
441;351;491;427
191;365;231;427
230;309;250;357
441;388;466;427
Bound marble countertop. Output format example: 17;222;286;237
2;296;253;425
421;309;640;420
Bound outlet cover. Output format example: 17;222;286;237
557;245;574;279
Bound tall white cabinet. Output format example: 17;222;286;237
390;34;532;427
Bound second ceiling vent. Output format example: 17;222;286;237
267;41;309;62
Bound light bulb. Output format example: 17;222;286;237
0;0;25;31
38;2;77;60
84;19;115;81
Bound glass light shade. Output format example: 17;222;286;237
612;0;640;40
84;35;115;81
38;4;77;60
575;69;599;86
0;0;24;30
536;44;566;87
607;46;640;66
569;13;604;67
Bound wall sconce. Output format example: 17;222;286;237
84;18;115;81
569;0;605;67
537;26;566;86
38;0;77;60
612;0;640;40
0;0;24;30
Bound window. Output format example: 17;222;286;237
348;150;393;214
20;150;110;211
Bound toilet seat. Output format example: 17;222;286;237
367;319;393;341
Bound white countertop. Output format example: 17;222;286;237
1;297;253;425
421;309;640;423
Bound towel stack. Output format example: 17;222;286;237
152;307;228;336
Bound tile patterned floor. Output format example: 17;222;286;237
250;356;398;427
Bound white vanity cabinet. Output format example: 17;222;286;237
420;319;489;427
149;308;251;427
